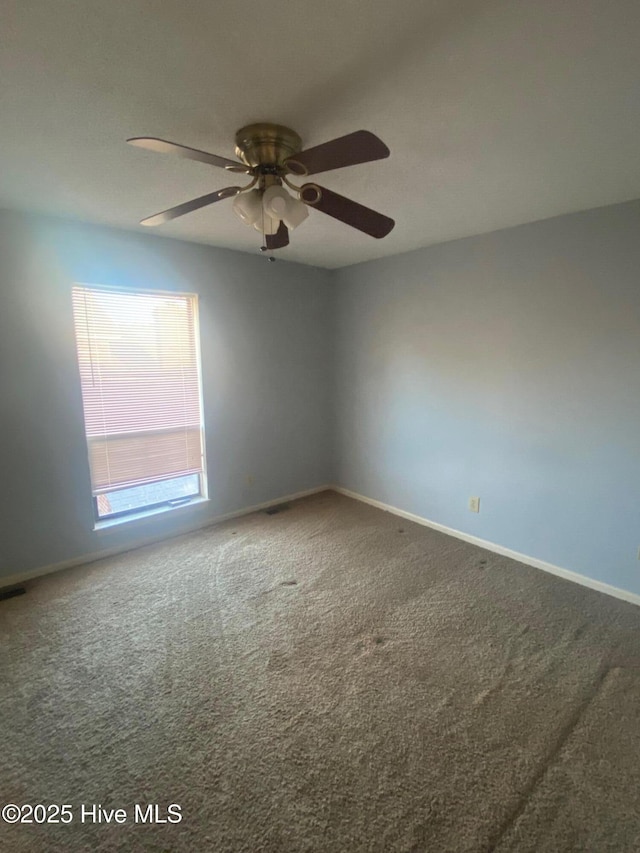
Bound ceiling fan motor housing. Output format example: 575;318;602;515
234;123;302;169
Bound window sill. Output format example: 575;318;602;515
94;496;209;532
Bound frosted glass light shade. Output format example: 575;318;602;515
252;214;280;235
232;189;262;226
282;196;309;230
262;185;290;219
263;185;309;230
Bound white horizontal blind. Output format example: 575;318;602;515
72;286;204;495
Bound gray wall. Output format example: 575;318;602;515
334;200;640;595
0;211;334;579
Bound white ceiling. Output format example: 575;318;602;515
2;0;640;269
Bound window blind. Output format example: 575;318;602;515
72;286;205;495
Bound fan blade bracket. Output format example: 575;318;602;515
225;163;254;174
284;159;309;177
300;184;322;205
217;186;242;199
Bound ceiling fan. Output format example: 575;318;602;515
127;123;395;251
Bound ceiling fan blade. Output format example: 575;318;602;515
300;184;394;239
127;137;250;172
286;130;389;176
266;221;289;250
140;187;240;226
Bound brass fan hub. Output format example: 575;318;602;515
235;123;302;169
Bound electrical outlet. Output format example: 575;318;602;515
469;496;480;513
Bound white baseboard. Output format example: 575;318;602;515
8;483;639;611
332;486;640;609
1;485;332;590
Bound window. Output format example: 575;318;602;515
72;286;207;523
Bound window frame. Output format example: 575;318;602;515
92;472;205;523
72;283;209;528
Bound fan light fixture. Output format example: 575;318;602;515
233;183;309;235
232;189;262;226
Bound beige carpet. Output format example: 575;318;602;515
2;491;640;852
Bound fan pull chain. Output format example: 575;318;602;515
258;189;276;261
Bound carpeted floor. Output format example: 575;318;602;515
2;491;640;852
